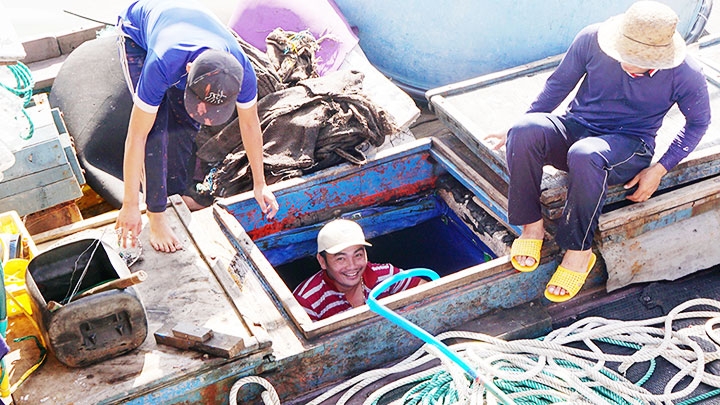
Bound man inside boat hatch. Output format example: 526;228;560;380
114;0;279;253
487;1;711;302
293;219;427;321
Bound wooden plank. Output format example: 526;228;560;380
52;108;86;185
541;143;720;215
429;96;510;187
181;199;273;350
0;177;83;216
598;175;720;291
213;204;313;335
32;208;123;244
601;206;720;292
0;94;84;215
2;132;67;180
23;200;83;235
598;175;720;232
0;163;77;198
219;139;440;240
19;36;61;64
425;54;563;100
430;136;517;235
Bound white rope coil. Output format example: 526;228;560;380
229;298;720;404
229;375;281;405
307;298;720;405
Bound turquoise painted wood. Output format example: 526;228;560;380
333;0;711;98
0;96;83;215
52;108;86;187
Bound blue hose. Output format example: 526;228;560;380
367;268;516;404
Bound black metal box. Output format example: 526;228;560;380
25;238;147;367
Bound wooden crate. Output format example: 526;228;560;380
0;94;85;216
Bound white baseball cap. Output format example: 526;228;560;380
317;219;372;254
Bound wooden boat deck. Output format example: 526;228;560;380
5;138;562;404
4;7;720;404
8;199;273;404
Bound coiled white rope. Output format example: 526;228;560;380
229;375;281;405
230;298;720;404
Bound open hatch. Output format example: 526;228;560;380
213;138;564;339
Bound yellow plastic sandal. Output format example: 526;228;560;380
509;238;543;272
544;253;597;303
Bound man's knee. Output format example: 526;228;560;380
567;141;606;172
507;113;554;152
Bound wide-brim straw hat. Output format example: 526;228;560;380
597;1;686;69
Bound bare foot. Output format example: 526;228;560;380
147;211;183;253
513;219;544;268
546;249;593;297
181;195;207;211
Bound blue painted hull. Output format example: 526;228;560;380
333;0;711;98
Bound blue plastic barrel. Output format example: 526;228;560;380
333;0;711;98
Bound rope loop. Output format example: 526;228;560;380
0;62;35;140
229;376;281;405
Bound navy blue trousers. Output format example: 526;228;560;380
120;37;200;213
506;113;654;251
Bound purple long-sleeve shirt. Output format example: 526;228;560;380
529;24;711;171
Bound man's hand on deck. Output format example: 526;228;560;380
624;163;668;202
484;130;508;150
255;184;279;220
116;205;143;248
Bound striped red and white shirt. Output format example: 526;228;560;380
293;263;424;321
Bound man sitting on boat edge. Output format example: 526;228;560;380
293;219;427;321
486;1;711;302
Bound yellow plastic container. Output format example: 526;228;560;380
0;211;38;317
3;258;30;316
0;211;38;259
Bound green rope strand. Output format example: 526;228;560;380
0;62;35;140
0;62;34;106
676;389;720;405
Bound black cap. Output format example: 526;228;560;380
184;49;244;126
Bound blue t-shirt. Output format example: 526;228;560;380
529;24;711;171
119;0;258;113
